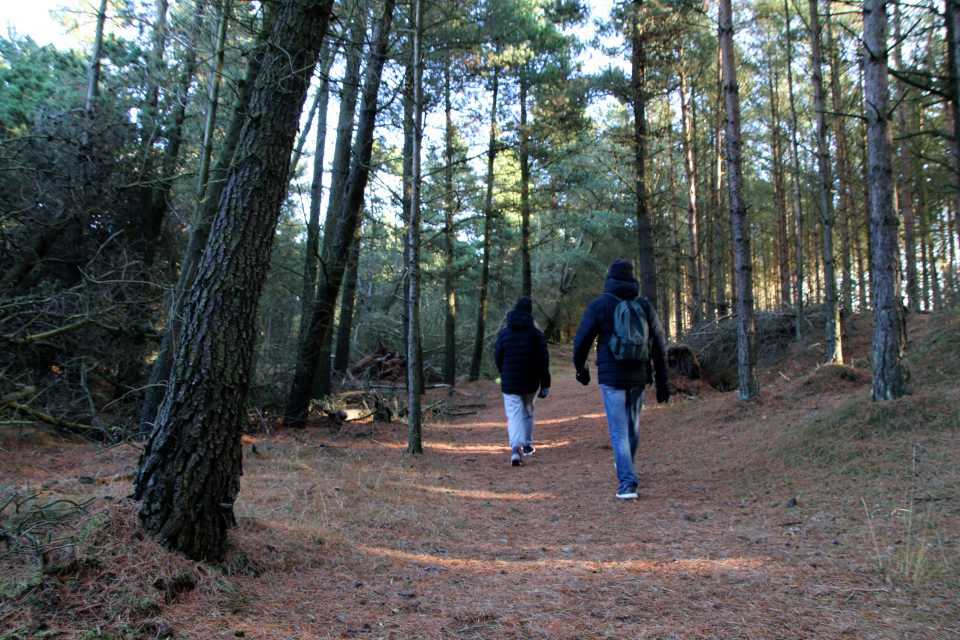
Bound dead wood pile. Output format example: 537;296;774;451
349;339;407;382
667;343;701;379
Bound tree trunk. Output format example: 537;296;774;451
407;0;424;454
334;220;363;372
720;0;758;400
443;67;458;385
827;2;853;316
195;0;231;209
767;68;791;309
284;0;396;429
301;45;335;321
680;70;702;326
893;2;920;313
669;123;684;336
631;0;659;308
945;0;960;258
469;71;499;381
133;0;335;561
140;29;269;431
520;66;532;299
315;12;366;398
84;0;108;119
784;0;805;340
713;47;728;317
810;0;842;363
863;0;909;400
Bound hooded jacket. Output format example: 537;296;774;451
494;309;551;395
572;275;669;389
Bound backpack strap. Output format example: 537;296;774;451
604;292;623;302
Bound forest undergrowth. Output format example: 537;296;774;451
0;311;957;639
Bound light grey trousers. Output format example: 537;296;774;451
503;392;537;450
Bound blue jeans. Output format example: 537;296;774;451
503;392;536;450
600;384;645;492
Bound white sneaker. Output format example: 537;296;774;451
616;489;638;499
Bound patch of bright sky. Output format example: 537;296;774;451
4;0;87;48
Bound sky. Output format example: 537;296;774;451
4;1;85;48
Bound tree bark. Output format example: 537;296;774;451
133;0;335;561
863;0;910;400
84;0;108;119
195;0;231;209
334;219;363;372
407;0;424;454
520;66;532;299
631;0;659;308
680;70;702;326
810;0;842;363
301;45;336;321
140;28;270;432
284;0;396;429
316;12;366;398
468;71;499;381
784;0;805;340
720;0;758;400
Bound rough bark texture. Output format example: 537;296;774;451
284;0;396;429
810;0;842;364
133;0;335;561
141;37;268;431
334;221;363;372
468;72;498;381
631;0;659;309
720;0;758;400
863;0;910;401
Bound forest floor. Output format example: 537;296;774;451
1;311;959;639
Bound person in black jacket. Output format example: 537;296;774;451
495;296;551;466
573;259;670;498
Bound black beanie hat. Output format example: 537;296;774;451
608;259;635;281
515;296;533;313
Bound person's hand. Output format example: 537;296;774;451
576;369;590;386
656;383;670;404
538;387;549;399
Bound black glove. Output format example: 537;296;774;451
538;387;550;399
656;383;670;404
576;369;590;386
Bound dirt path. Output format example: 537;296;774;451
222;354;946;639
2;344;952;638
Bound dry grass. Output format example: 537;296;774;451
1;312;958;639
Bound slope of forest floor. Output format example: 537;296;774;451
1;311;958;639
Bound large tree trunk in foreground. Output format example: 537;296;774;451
284;0;396;429
720;0;758;400
140;31;270;432
863;0;910;400
133;0;334;562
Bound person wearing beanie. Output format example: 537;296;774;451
494;296;551;466
572;259;670;498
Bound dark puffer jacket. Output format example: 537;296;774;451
572;276;669;388
494;310;551;395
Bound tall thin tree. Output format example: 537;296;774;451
863;0;909;400
719;0;758;399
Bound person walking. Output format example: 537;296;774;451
573;259;670;498
495;296;551;466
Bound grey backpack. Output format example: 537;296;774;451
605;293;650;362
